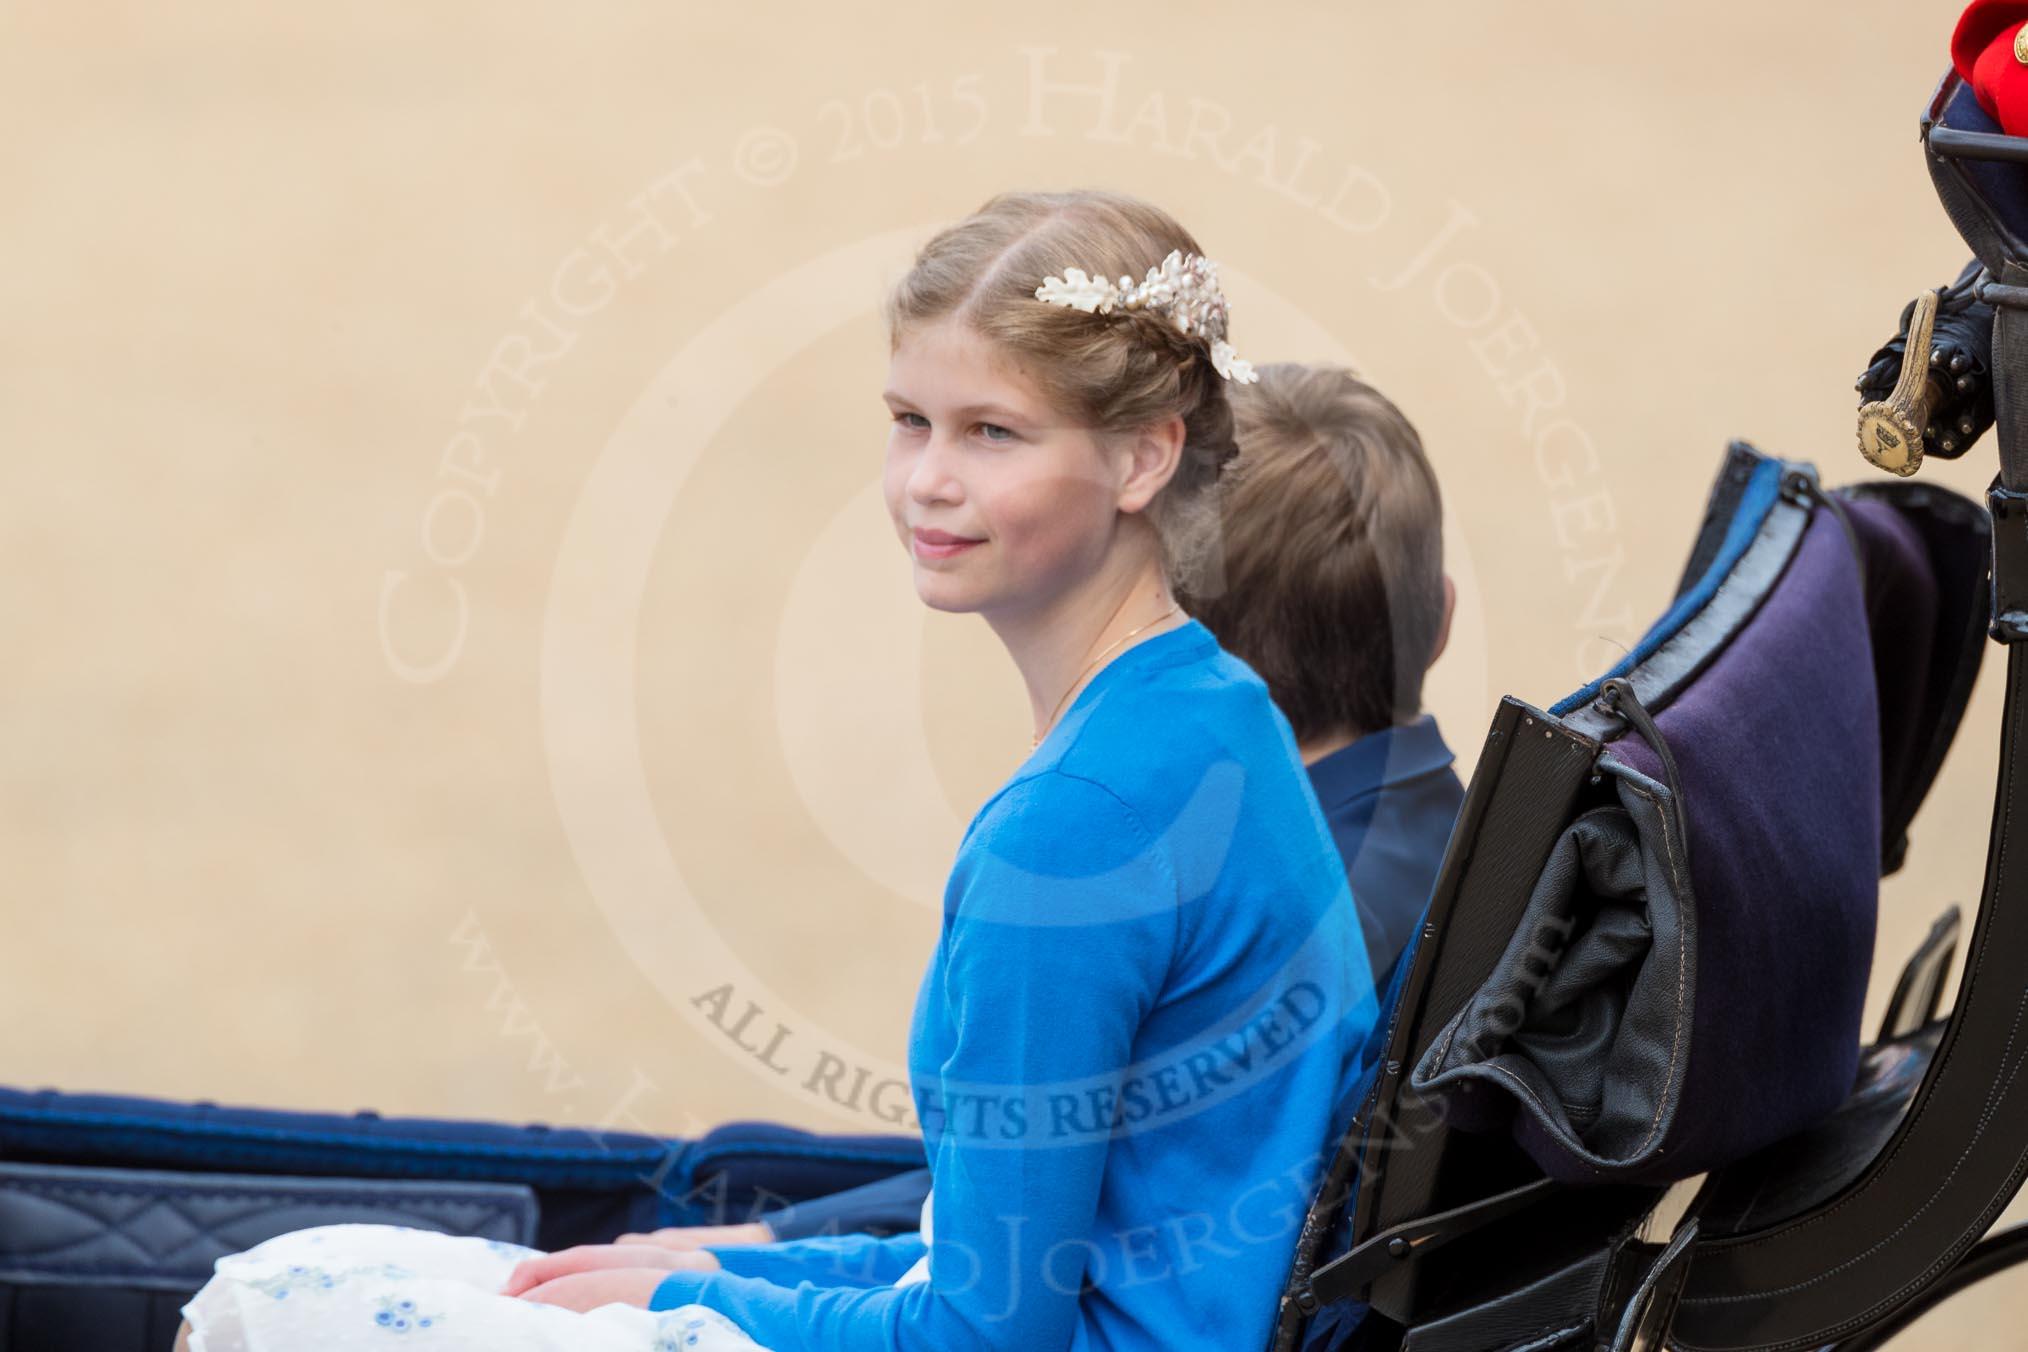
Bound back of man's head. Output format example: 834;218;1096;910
1184;362;1447;746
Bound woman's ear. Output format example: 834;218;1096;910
1429;573;1456;667
1115;414;1186;515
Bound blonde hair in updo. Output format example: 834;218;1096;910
882;189;1242;595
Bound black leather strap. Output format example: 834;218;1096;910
1987;259;2028;492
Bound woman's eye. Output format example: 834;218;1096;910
887;413;1013;442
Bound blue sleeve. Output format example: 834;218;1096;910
759;1168;934;1242
705;1230;928;1289
652;771;1177;1352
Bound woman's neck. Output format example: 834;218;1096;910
987;555;1184;745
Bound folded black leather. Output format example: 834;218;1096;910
1411;773;1692;1183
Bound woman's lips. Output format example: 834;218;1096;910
912;529;982;561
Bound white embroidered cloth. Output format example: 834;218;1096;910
181;1223;768;1351
185;1189;940;1349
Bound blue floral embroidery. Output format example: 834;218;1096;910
247;1264;338;1300
653;1312;730;1349
244;1261;415;1301
371;1295;442;1334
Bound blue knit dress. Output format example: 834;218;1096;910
650;618;1380;1351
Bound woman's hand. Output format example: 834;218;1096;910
501;1243;719;1306
510;1268;672;1312
615;1221;774;1249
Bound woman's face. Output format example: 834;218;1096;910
882;318;1123;618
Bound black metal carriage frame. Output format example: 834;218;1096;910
1263;64;2028;1352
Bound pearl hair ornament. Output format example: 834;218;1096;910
1033;249;1259;383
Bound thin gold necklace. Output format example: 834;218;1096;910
1030;600;1183;749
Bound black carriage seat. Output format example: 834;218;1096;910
1271;439;1995;1352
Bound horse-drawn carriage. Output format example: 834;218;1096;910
9;62;2028;1352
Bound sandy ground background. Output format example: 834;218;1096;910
5;0;2024;1342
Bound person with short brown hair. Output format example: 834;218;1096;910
1187;361;1462;994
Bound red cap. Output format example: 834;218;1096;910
1954;0;2028;136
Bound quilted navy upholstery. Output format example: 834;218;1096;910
0;1160;537;1290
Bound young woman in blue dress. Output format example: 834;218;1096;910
174;188;1380;1352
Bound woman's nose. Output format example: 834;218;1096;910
906;431;963;505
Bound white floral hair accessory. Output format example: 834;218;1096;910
1033;249;1259;383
